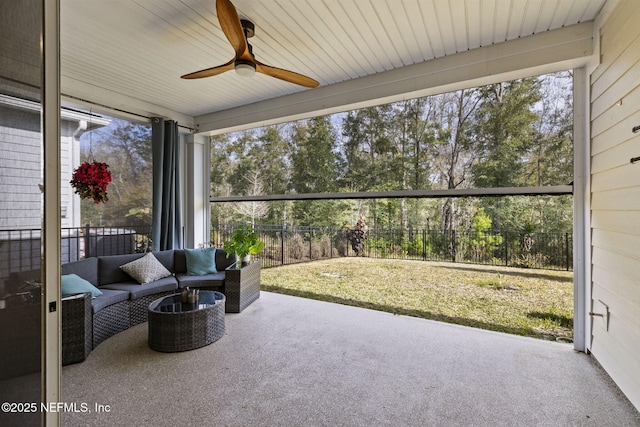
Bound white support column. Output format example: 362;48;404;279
43;0;62;424
573;67;591;353
184;133;210;248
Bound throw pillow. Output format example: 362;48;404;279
120;253;172;284
184;247;218;276
61;274;103;298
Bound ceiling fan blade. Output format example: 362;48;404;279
181;59;235;79
216;0;250;59
255;61;319;88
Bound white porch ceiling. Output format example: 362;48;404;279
60;0;607;129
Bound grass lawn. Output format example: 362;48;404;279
261;257;574;342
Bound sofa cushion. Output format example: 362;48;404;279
91;288;130;313
98;253;145;285
61;274;103;298
175;248;236;274
184;247;218;275
152;250;175;272
176;272;225;288
119;253;172;284
101;276;178;300
61;257;99;286
216;249;237;271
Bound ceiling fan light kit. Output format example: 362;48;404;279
235;60;256;77
181;0;318;88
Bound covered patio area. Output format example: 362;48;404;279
3;0;640;424
62;292;639;426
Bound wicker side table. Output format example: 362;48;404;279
224;260;260;313
148;291;225;352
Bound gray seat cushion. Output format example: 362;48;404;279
100;276;178;299
97;250;175;286
176;272;225;288
91;288;129;313
61;257;99;286
98;253;145;285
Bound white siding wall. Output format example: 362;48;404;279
0;107;42;229
0;108;79;230
590;0;640;411
60;121;77;229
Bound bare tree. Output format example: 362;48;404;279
234;170;269;226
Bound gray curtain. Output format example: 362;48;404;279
151;118;183;251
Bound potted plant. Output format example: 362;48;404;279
223;225;265;267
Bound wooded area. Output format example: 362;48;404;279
210;71;573;234
81;71;573;236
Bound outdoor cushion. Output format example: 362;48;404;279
174;249;236;274
152;249;175;271
184;247;218;275
99;253;146;285
176;272;225;288
61;274;103;298
61;257;99;286
120;253;172;284
91;289;129;313
101;276;178;299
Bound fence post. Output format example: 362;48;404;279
330;227;334;259
83;223;91;258
281;224;286;266
504;231;508;267
451;230;456;263
309;225;313;260
422;229;427;261
565;232;570;271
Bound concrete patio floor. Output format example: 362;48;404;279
62;291;640;426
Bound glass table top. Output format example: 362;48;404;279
150;290;223;313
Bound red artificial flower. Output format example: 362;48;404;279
70;161;112;204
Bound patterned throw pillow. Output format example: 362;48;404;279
120;253;171;284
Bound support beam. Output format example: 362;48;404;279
210;186;573;203
184;134;210;248
573;67;590;352
61;77;195;127
196;22;593;135
43;0;62;425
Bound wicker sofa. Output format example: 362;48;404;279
13;248;261;367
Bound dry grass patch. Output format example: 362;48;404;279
261;257;573;341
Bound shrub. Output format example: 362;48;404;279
311;242;322;259
320;235;332;257
290;233;305;260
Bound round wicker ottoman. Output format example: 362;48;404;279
148;290;225;352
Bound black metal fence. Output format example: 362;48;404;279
0;225;152;280
0;222;571;283
211;224;573;271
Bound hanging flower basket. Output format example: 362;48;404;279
70;161;112;204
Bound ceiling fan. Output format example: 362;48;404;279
181;0;319;88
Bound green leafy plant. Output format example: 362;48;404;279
223;225;265;262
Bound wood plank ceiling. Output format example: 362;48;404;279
60;0;606;121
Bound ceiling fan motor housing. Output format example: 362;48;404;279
240;19;255;38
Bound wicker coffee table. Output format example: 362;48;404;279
148;290;225;352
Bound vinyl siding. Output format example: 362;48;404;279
589;0;640;411
0;106;79;231
0;107;42;229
